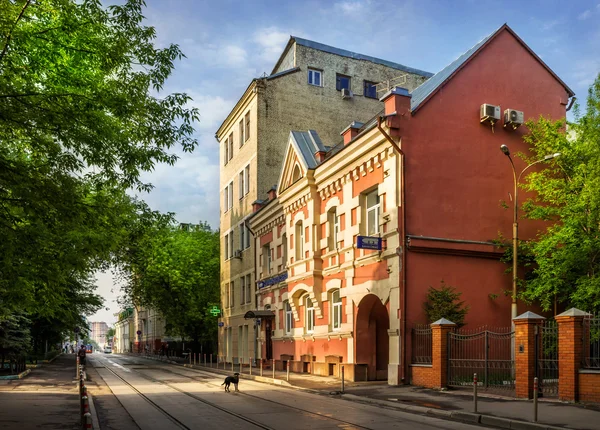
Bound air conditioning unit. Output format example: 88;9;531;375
480;104;501;123
233;250;242;259
341;88;353;99
504;109;524;129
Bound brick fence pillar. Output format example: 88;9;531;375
513;311;545;399
556;308;588;401
431;318;456;389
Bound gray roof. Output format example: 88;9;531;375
410;27;497;112
290;130;329;169
293;37;433;78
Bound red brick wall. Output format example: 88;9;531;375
579;372;600;403
411;365;434;388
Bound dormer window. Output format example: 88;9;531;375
292;164;302;183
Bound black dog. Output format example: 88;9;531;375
221;373;240;392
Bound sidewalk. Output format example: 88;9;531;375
183;361;600;430
0;353;80;429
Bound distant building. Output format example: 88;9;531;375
90;321;109;349
216;35;431;365
114;308;135;353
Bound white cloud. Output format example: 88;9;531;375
253;27;291;64
578;10;592;20
335;1;369;15
572;58;600;88
182;40;249;69
185;93;235;132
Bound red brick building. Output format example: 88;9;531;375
248;24;574;385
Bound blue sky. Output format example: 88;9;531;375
91;0;600;324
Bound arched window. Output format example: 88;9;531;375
284;300;293;334
305;296;315;333
292;164;302;182
331;289;342;331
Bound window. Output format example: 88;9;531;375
228;133;234;161
308;68;322;87
268;247;272;273
305;297;314;333
223;185;229;212
336;74;351;91
228;181;233;209
244;112;250;142
328;208;339;251
230;281;234;308
364;80;377;99
239;171;244;199
225;283;230;308
331;289;342;330
240;223;249;251
224;140;229;166
292;164;302;183
284;300;293;334
240;276;246;305
366;189;380;236
245;274;251;304
262;244;270;274
244;165;250;195
239;119;244;147
229;231;234;259
224;233;229;260
282;233;287;267
295;222;303;260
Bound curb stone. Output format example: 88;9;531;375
0;368;31;380
450;411;481;423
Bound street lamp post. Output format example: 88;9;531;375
500;145;561;321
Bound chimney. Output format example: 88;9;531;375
252;200;265;213
314;150;327;163
340;121;364;145
267;186;277;201
380;87;411;132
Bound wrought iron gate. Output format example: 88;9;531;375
535;320;558;397
448;328;515;393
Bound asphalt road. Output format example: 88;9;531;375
90;354;486;430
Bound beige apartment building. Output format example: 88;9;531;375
216;36;431;364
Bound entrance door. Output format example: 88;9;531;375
355;294;390;380
265;319;273;360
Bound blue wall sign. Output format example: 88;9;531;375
218;322;224;327
357;236;382;250
257;272;288;289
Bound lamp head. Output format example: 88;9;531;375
500;145;510;156
544;152;562;161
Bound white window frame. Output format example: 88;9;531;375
244;165;250;195
238;171;244;199
223;186;229;212
229;231;234;259
331;289;342;331
308;68;322;87
228;133;234;161
366;189;380;236
329;208;339;251
224;140;229;166
284;300;292;334
228;181;233;210
268;247;272;273
239;119;244;147
305;296;314;333
225;233;229;260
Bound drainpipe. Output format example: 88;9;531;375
245;218;258;363
376;116;407;384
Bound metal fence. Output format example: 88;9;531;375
536;320;558;396
583;312;600;369
447;326;514;393
411;324;432;364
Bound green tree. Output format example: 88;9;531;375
423;281;469;327
123;223;220;353
106;328;115;344
0;0;198;343
516;74;600;312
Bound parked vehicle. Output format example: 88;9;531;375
104;346;112;354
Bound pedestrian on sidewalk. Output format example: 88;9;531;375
78;345;87;366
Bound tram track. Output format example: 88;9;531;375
99;358;273;430
130;363;377;430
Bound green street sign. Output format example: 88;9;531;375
210;306;220;316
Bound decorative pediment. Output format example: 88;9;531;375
277;130;327;194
